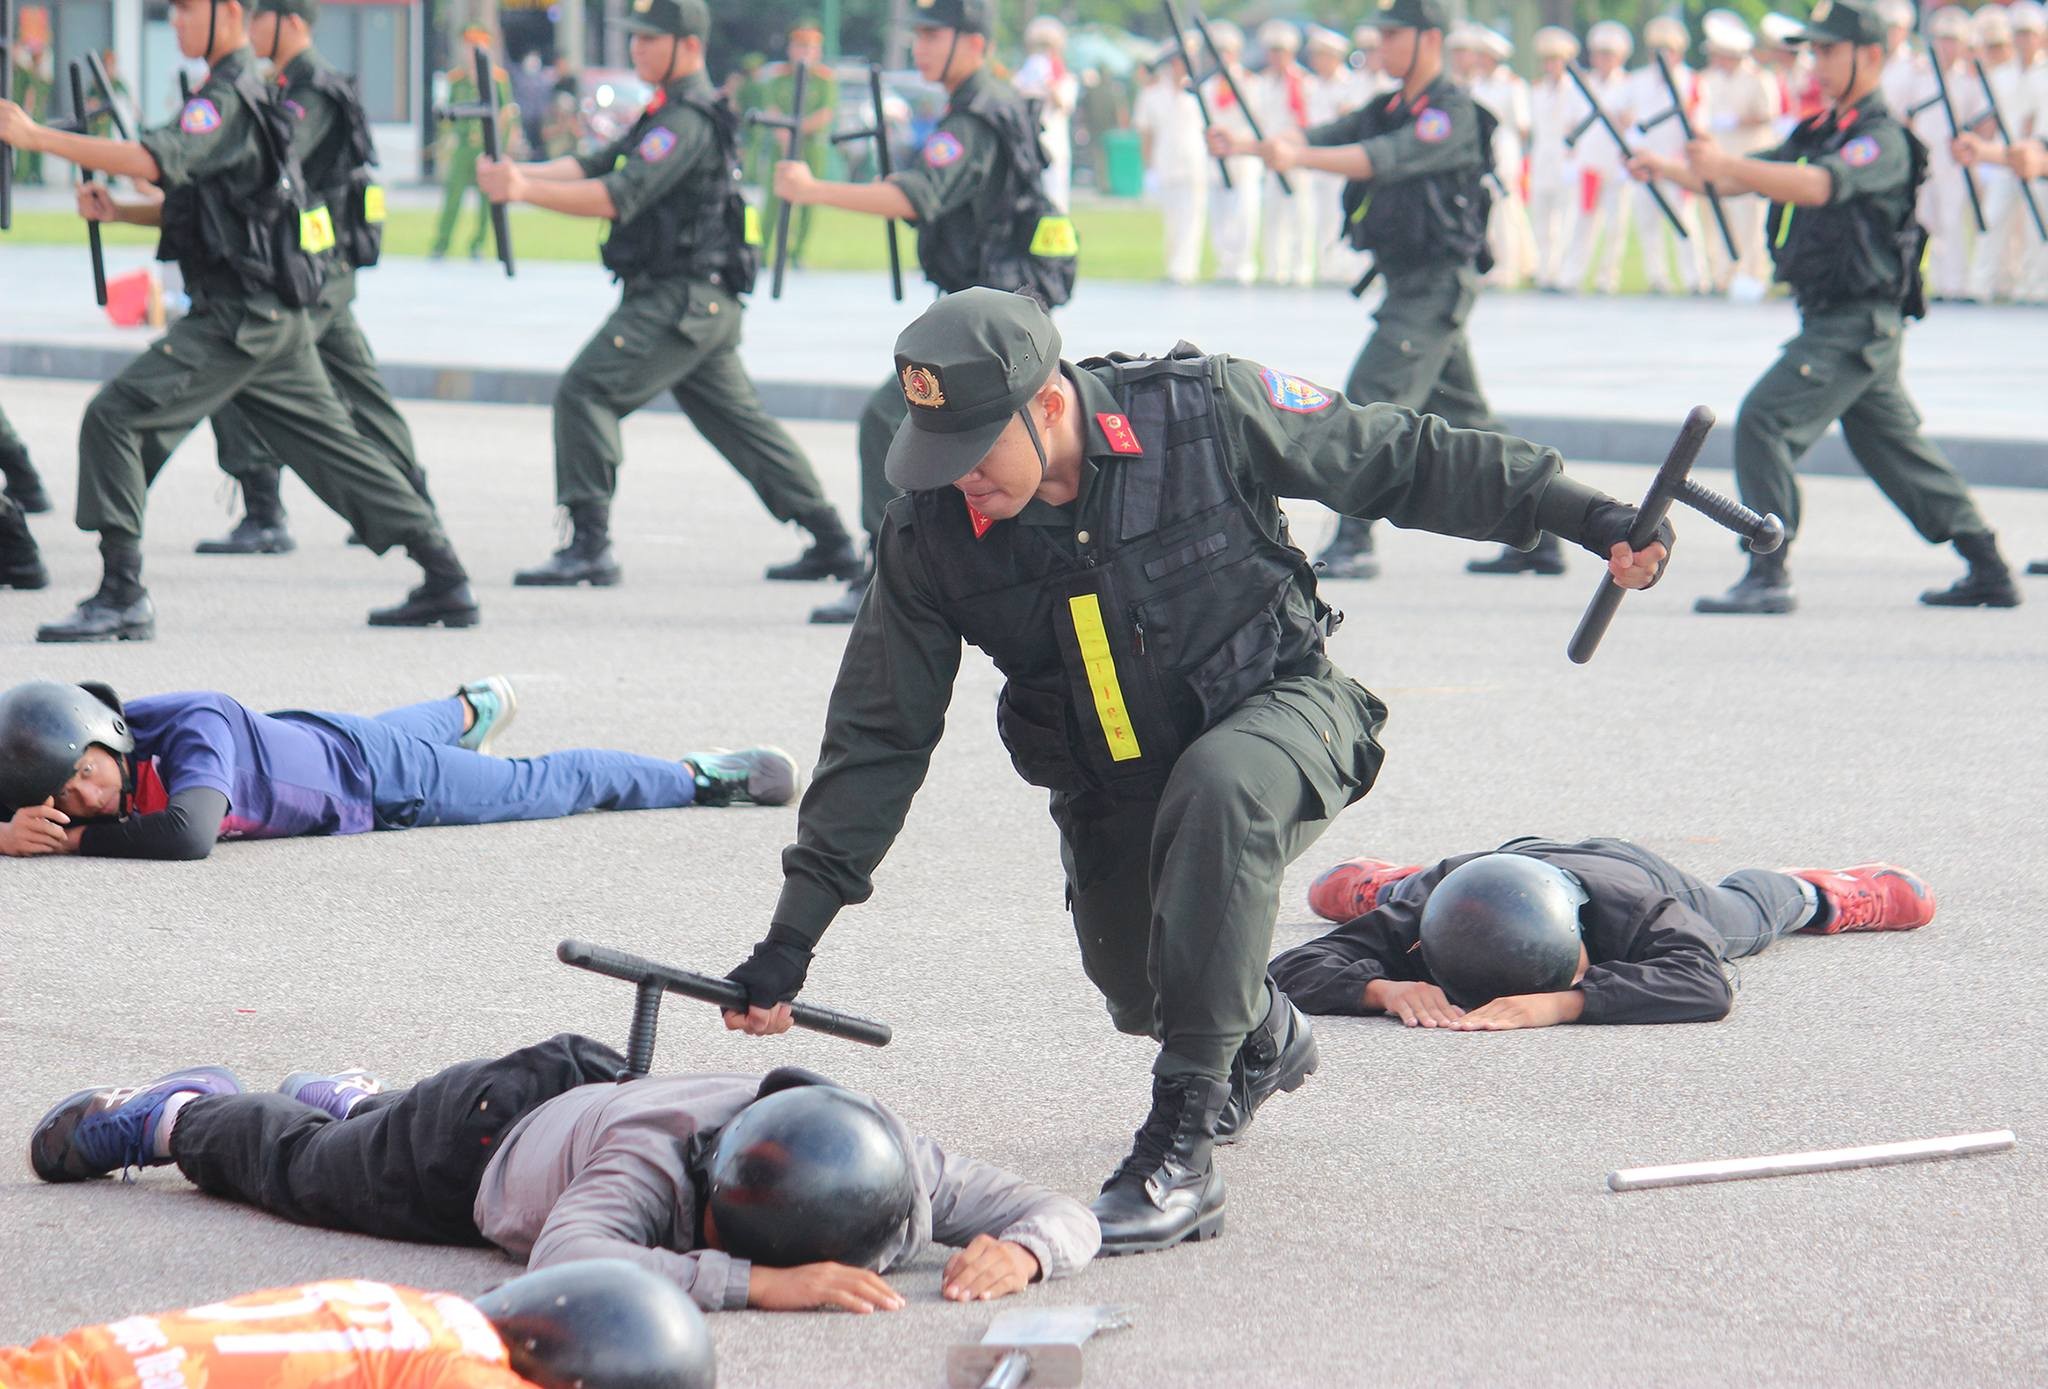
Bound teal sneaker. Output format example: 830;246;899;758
459;676;519;754
683;747;803;807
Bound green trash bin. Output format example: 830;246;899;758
1102;129;1144;199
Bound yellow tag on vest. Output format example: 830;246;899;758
363;184;387;224
745;204;763;246
1067;594;1143;763
300;206;337;255
1030;215;1078;258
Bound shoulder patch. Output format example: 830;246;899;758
282;98;307;121
637;126;678;163
179;98;223;135
925;131;964;168
1096;412;1143;455
1840;134;1880;168
1258;367;1332;414
1414;108;1452;143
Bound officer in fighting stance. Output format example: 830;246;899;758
0;0;480;640
201;0;435;557
719;289;1671;1257
476;0;861;590
768;0;1076;623
1212;0;1558;581
1630;0;2022;614
1;401;51;514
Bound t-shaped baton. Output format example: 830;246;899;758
1926;42;1986;233
1563;62;1689;245
439;47;514;276
1971;59;2045;241
1567;405;1785;665
1652;53;1739;263
1190;7;1291;196
1159;0;1232;190
558;938;893;1077
48;62;111;304
0;0;15;231
746;59;808;300
827;62;904;302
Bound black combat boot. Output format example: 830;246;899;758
38;535;154;642
1919;533;2022;608
765;512;864;582
369;536;482;628
1466;531;1566;576
0;439;51;514
808;550;874;624
1089;1073;1230;1256
0;499;49;589
1214;979;1319;1145
1694;546;1795;614
195;470;295;555
1314;516;1378;579
513;502;623;587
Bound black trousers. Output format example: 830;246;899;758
169;1032;626;1246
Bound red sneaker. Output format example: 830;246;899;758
1785;863;1938;934
1307;857;1423;923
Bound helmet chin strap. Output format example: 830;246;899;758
666;34;679;85
1019;406;1048;479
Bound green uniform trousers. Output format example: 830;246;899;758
76;291;446;555
1052;669;1388;1081
211;267;431;500
855;375;909;541
552;276;837;529
430;145;490;257
1733;300;1986;545
1344;264;1500;429
0;401;22;457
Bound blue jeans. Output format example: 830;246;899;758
312;699;695;830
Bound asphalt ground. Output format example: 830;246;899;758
1;378;2044;1386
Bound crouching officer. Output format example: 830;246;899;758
717;288;1670;1255
476;0;860;591
0;0;479;641
1629;0;2022;615
200;0;435;557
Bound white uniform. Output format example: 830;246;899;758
1966;58;2030;300
1307;68;1366;284
1253;61;1318;284
1526;72;1584;290
2021;59;2048;302
1910;60;1974;299
1562;66;1632;292
1204;68;1263;283
1470;67;1535;287
1014;53;1079;212
1625;59;1710;292
1134;75;1210;284
1698;59;1782;289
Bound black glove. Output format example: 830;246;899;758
726;937;813;1009
1580;501;1677;588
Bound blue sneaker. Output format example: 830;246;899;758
683;747;803;807
30;1066;242;1183
277;1068;387;1120
459;675;519;754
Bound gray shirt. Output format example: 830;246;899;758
471;1073;1101;1311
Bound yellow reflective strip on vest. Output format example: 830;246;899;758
1067;594;1143;763
362;184;387;225
1773;156;1806;249
1349;192;1372;225
1029;215;1078;258
300;206;336;254
745;204;763;247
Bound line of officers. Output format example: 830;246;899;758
1131;2;2048;305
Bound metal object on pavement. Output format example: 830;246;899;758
1159;0;1232;190
1563;62;1688;244
1926;40;1986;233
1970;60;2045;241
1566;404;1786;665
947;1306;1133;1389
827;62;903;301
1188;8;1290;196
1608;1129;2017;1192
746;59;808;300
557;938;892;1075
1652;52;1740;262
440;47;514;276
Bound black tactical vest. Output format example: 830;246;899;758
299;62;384;270
915;78;1077;308
1340;87;1495;273
1767;105;1928;318
157;65;324;306
600;88;758;293
909;351;1327;800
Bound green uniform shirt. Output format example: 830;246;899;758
140;47;266;193
277;50;346;180
750;60;836;161
575;71;720;228
769;358;1605;943
886;68;1004;224
442;65;511;150
1305;73;1484;187
1761;98;1916;291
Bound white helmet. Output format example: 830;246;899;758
1305;26;1350;57
1926;6;1972;40
1702;8;1755;54
2009;1;2047;35
1206;19;1244;55
1874;0;1917;28
1480;25;1513;60
1971;6;2013;45
1446;21;1485;53
1644;15;1689;50
1587;20;1635;56
1023;15;1066;50
1257;19;1301;53
1534;25;1580;60
1758;12;1803;47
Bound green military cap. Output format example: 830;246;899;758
885;288;1063;490
908;0;994;36
254;0;319;21
619;0;710;40
1787;0;1887;46
1365;0;1451;32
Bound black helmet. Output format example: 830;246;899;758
707;1081;916;1269
0;681;132;810
1419;854;1590;1005
472;1259;716;1389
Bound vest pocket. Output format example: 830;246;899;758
1189;608;1283;728
996;682;1090;792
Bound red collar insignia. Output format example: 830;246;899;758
647;88;668;114
967;499;995;538
1096;412;1142;455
